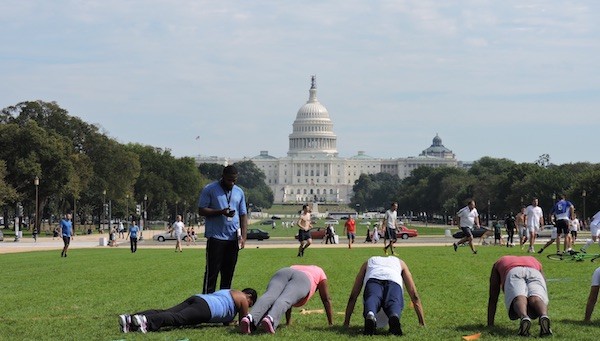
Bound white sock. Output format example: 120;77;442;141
583;239;593;250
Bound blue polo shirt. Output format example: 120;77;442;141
552;199;573;220
60;219;73;237
198;181;247;241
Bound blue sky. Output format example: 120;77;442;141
1;1;599;165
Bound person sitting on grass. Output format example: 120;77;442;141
343;256;425;336
118;288;257;333
240;265;333;335
584;266;600;323
487;255;552;337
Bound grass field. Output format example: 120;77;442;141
2;245;599;340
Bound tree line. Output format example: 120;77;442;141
0;101;272;230
351;156;600;224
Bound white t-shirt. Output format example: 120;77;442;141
570;219;580;232
363;256;403;288
457;206;478;228
525;205;543;228
592;267;600;287
172;221;185;235
591;211;600;227
384;210;397;230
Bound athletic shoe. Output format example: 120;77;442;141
388;315;403;336
364;311;376;336
537;248;544;254
518;317;531;336
472;250;477;254
539;315;552;337
297;252;302;257
453;243;458;252
118;314;131;333
240;316;252;334
261;315;275;334
580;248;587;253
132;314;148;334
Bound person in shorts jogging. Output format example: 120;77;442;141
297;204;313;257
382;202;399;255
581;210;600;253
453;200;480;254
525;198;544;253
550;194;574;254
344;214;356;249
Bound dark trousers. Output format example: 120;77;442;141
136;295;211;331
130;237;138;253
363;278;404;319
507;229;514;245
203;237;239;294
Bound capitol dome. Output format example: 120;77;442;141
420;134;455;159
288;76;338;157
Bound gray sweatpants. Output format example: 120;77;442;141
250;267;311;329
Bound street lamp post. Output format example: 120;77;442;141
34;176;39;234
487;200;491;227
582;190;587;227
144;195;148;231
126;194;130;223
102;189;107;233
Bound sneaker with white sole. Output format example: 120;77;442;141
132;314;148;334
261;315;275;334
388;315;402;336
240;315;252;334
118;314;131;333
364;311;376;336
518;317;531;336
539;315;552;337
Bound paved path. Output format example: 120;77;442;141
1;230;586;254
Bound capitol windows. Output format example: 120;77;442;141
310;170;314;176
330;189;334;194
303;189;307;194
296;189;300;194
305;169;308;176
297;170;300;176
310;189;314;194
317;189;320;194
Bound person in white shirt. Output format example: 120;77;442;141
171;215;185;253
581;211;600;253
524;198;544;253
453;200;480;254
382;202;399;255
570;213;580;245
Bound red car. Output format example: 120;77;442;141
294;227;327;240
395;225;418;239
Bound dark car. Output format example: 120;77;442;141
260;220;275;225
294;227;327;240
271;216;282;220
247;228;270;240
452;227;491;239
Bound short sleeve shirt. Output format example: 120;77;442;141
198;181;247;241
290;265;327;307
457;206;478;228
60;219;73;237
385;210;397;229
525;205;543;228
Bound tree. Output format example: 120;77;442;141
232;160;274;209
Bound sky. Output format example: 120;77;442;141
1;0;599;165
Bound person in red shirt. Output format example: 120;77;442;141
487;256;552;337
344;214;357;249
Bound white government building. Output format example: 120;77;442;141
196;76;459;204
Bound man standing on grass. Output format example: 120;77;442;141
59;213;73;258
453;200;480;254
581;210;600;253
525;198;544;253
382;202;399;255
487;255;552;337
344;214;356;249
198;165;248;294
171;215;185;253
550;194;575;254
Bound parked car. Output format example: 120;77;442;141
271;216;281;220
452;227;491;239
153;231;190;242
294;227;327;240
0;229;4;241
536;225;555;238
247;228;270;240
260;220;275;225
395;225;419;239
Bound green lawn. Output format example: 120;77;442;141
1;246;599;340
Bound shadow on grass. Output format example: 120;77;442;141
558;318;593;327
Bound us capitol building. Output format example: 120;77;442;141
196;76;459;204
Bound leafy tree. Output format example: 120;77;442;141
198;163;225;181
232;160;274;209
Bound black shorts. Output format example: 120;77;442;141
385;227;397;241
570;230;578;238
298;229;312;242
460;226;473;237
62;236;71;246
556;220;570;236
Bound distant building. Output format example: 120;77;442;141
196;76;459;204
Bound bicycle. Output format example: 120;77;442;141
546;251;600;262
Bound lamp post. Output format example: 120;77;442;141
34;176;39;234
582;190;587;226
102;189;107;233
183;200;187;224
126;194;130;223
144;194;148;231
487;199;491;228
